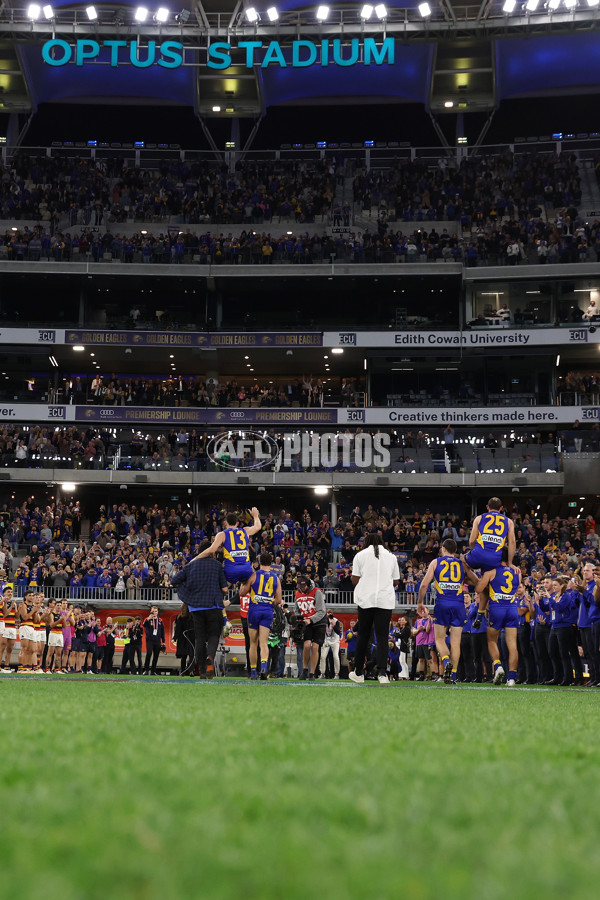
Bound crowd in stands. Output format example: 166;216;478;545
78;373;360;409
1;155;335;226
3;220;600;267
558;370;600;397
0;149;598;267
355;152;580;223
1;423;596;473
3;149;580;227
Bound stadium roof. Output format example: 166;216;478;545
0;2;599;124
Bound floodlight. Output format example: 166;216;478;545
563;0;577;6
42;4;54;19
316;5;330;20
155;7;169;22
587;0;599;6
374;3;387;17
548;0;560;7
175;9;190;23
134;7;149;22
525;0;538;8
212;106;221;112
113;7;126;23
245;7;259;21
266;6;279;20
418;2;431;16
27;4;41;19
361;4;373;17
444;100;454;108
86;5;97;19
502;0;516;10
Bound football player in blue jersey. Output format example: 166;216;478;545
418;539;478;684
240;553;283;680
195;507;262;586
465;496;518;617
474;547;521;686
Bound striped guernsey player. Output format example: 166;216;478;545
417;539;479;684
195;507;262;586
474;547;521;686
0;586;17;672
240;553;282;681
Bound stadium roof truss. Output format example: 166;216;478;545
0;3;599;124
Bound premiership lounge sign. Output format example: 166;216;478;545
40;37;395;69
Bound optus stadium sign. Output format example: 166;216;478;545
40;37;395;70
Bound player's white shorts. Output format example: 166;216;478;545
0;621;4;637
37;630;47;645
19;625;36;643
3;627;17;641
48;632;64;649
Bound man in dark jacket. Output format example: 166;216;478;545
170;540;229;678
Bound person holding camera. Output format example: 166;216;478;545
143;606;166;676
290;608;306;676
319;609;342;679
294;574;327;681
120;616;143;675
344;619;358;674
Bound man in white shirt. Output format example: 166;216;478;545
349;534;400;685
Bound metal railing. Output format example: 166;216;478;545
6;584;421;610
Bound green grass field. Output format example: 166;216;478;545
2;678;599;900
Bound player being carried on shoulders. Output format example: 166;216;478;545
464;496;518;621
194;507;262;588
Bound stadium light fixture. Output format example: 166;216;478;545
266;7;279;20
27;3;41;19
564;0;577;6
155;7;170;22
444;100;454;108
245;7;259;21
418;2;431;16
525;0;538;9
548;0;560;7
314;486;329;495
212;105;221;111
587;0;599;6
361;4;373;17
502;0;516;10
175;8;190;22
61;483;77;493
316;6;330;20
134;7;149;21
42;4;54;19
85;4;97;18
374;3;387;17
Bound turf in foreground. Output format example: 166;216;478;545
2;681;599;900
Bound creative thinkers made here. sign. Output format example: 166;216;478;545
41;37;395;69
